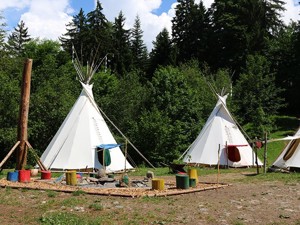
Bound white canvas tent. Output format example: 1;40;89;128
40;53;134;172
272;127;300;170
40;82;133;172
181;94;262;167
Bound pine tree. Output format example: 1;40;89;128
172;0;210;64
0;13;6;52
60;8;88;61
111;11;132;77
86;0;112;59
209;0;285;76
130;15;148;73
148;28;174;77
7;20;31;56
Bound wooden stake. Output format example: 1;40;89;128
124;139;128;173
226;141;228;169
263;132;268;174
217;144;220;186
16;59;32;170
255;144;259;175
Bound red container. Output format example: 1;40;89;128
41;171;51;180
19;170;31;183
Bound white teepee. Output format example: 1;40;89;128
40;54;133;172
272;127;300;170
181;94;262;167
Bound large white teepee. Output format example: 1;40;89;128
40;82;133;172
272;127;300;170
181;94;262;167
40;54;133;172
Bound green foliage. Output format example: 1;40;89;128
233;54;284;138
0;55;23;167
132;62;225;164
270;22;300;116
93;70;149;157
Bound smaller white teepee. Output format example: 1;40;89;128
272;127;300;170
181;94;262;167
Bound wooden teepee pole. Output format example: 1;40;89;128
16;59;32;170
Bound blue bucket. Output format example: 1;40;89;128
7;171;19;182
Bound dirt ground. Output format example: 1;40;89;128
0;172;300;225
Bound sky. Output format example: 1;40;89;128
0;0;299;51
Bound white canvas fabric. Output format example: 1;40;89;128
272;127;300;169
182;95;262;167
40;82;133;172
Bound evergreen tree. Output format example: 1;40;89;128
0;13;6;52
60;8;88;61
172;0;210;64
209;0;285;77
111;11;132;77
7;20;31;56
210;0;251;73
86;0;112;58
130;15;148;74
148;28;174;78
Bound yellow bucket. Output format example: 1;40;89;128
152;179;165;190
66;171;77;185
188;168;198;183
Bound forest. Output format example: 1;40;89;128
0;0;299;167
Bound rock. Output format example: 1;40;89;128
88;177;99;182
146;171;154;179
97;169;106;178
98;177;115;182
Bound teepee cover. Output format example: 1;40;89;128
272;127;300;169
40;82;133;172
182;94;262;167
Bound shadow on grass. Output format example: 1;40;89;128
243;173;259;177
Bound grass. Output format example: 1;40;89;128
88;202;104;211
40;212;104;225
46;190;57;198
72;189;85;196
